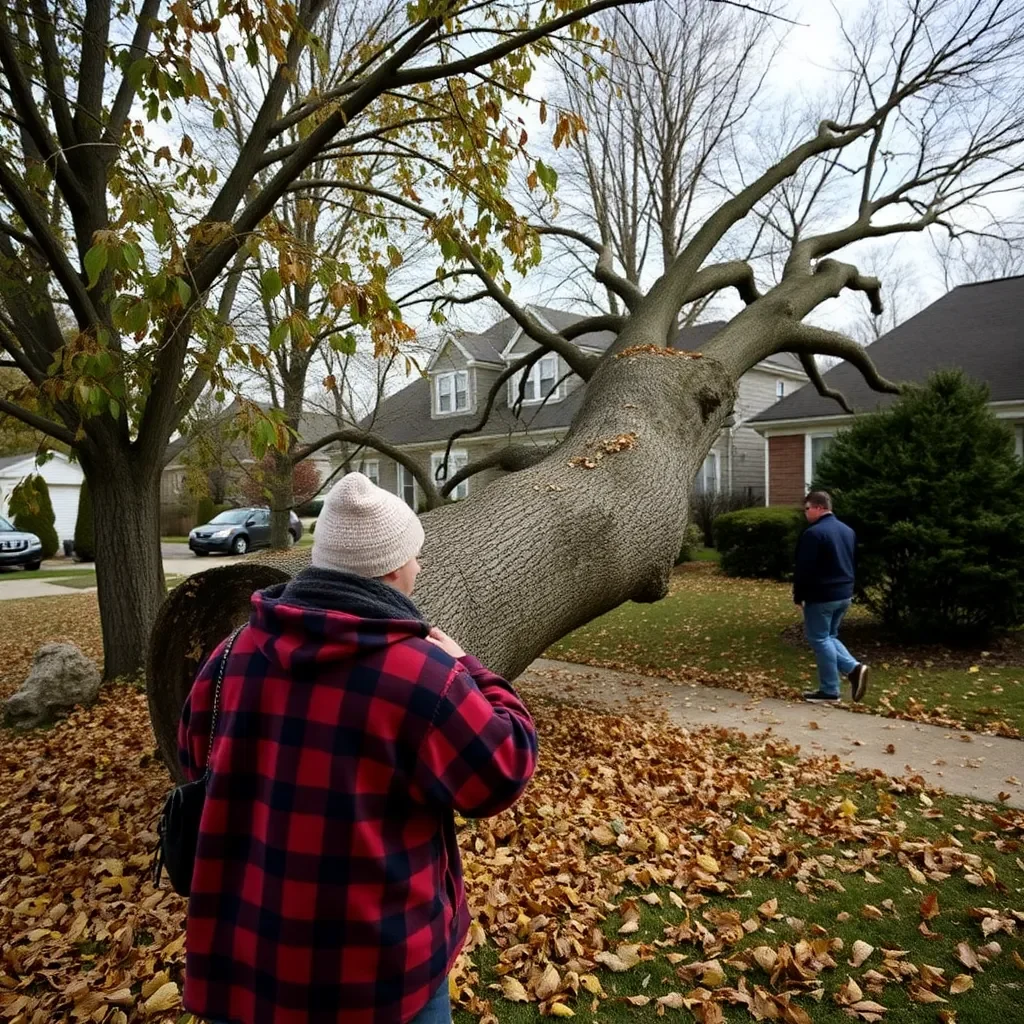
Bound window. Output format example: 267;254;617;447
399;464;417;508
694;452;719;495
360;459;379;486
807;434;835;485
509;355;561;406
431;450;469;500
776;379;786;399
435;371;469;414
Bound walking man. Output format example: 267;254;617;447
177;472;538;1024
794;490;870;704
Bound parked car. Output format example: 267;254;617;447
189;508;303;556
0;516;43;571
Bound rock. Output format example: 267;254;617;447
3;643;102;728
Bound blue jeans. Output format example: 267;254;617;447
804;599;858;697
206;976;451;1024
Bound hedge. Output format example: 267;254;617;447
714;506;804;580
9;474;59;560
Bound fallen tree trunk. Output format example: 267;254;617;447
147;346;735;779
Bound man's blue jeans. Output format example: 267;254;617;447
206;975;451;1024
804;599;857;697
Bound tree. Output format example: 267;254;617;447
149;0;1024;773
813;371;1024;642
74;479;96;562
0;0;637;678
242;453;321;509
9;474;59;558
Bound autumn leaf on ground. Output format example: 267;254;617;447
950;975;974;994
501;977;529;1002
849;941;875;967
595;944;641;972
920;892;940;920
956;942;983;972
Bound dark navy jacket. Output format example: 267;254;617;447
793;513;856;605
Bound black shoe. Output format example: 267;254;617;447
803;690;840;704
848;664;869;703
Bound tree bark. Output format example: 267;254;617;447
83;451;166;680
269;447;295;549
147;346;735;777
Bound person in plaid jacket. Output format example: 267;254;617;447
178;473;538;1024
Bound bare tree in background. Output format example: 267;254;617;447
542;0;777;316
153;0;1024;775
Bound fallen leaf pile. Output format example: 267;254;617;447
1;600;1022;1022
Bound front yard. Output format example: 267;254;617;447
550;564;1024;739
1;590;1021;1023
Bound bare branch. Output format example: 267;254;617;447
798;352;853;414
291;427;441;509
439;443;552;497
783;322;903;398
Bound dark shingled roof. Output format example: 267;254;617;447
365;316;801;446
752;275;1024;424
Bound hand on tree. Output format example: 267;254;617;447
427;626;466;660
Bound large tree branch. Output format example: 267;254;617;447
103;0;162;147
0;394;77;445
392;0;647;88
534;225;644;311
27;0;76;150
291;427;442;508
0;159;99;328
782;322;903;398
680;260;761;306
439;443;551;498
797;352;853;414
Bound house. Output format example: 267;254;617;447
356;306;807;506
160;407;342;519
0;451;84;544
750;275;1024;506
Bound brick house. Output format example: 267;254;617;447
357;306;806;506
750;275;1024;505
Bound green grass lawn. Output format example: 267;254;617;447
0;568;94;584
448;694;1024;1023
549;565;1024;738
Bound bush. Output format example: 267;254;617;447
296;498;323;517
675;523;706;564
74;478;95;562
195;495;216;526
9;474;59;559
690;488;760;547
714;506;805;580
813;370;1024;642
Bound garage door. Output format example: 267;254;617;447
49;485;81;543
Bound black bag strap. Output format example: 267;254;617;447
202;625;244;783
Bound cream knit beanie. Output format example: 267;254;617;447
311;472;425;578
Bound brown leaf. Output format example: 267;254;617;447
142;982;180;1015
624;994;650;1006
849;940;875;968
949;975;973;995
595;944;641;972
500;977;529;1003
908;985;946;1004
757;898;778;919
919;893;940;921
535;964;560;1001
956;942;983;972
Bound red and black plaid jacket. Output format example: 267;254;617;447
177;569;537;1024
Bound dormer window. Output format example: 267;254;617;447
509;354;560;406
435;371;469;414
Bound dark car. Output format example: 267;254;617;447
189;507;303;556
0;516;43;571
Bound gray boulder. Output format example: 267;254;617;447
3;643;102;728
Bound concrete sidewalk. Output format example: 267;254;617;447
519;658;1024;810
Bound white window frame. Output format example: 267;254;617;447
805;432;835;491
508;354;562;407
398;464;418;508
694;451;720;496
360;459;379;486
434;370;469;415
776;379;786;399
430;449;469;500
